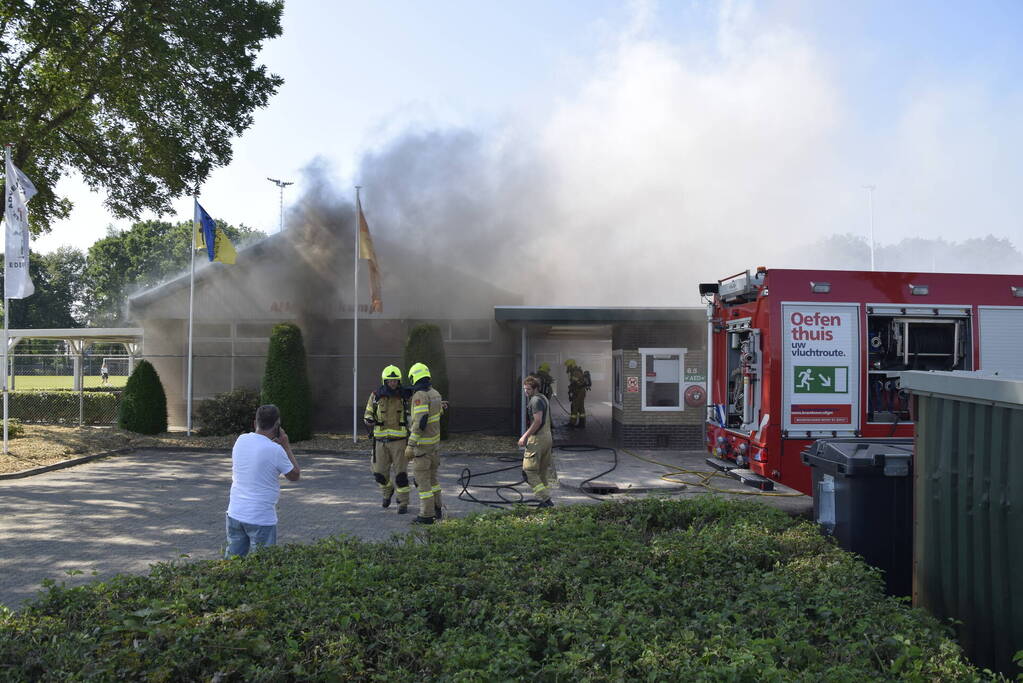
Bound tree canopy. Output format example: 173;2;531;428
0;246;85;328
0;0;284;232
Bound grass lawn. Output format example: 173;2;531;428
8;375;127;390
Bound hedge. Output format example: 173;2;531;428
8;390;120;425
0;497;1005;680
195;388;260;436
404;323;450;439
261;323;312;441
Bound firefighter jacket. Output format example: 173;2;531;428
364;387;409;440
407;383;443;448
568;366;589;399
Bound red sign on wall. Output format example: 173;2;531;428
626;376;640;393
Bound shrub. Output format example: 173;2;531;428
117;360;167;434
260;323;312;441
404;323;450;439
0;498;996;680
3;417;23;438
195;388;260;436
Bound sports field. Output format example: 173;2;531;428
7;376;128;390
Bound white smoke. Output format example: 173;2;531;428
346;1;1022;306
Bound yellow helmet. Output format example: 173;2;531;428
564;358;577;368
381;365;402;382
538;362;550;373
409;362;431;384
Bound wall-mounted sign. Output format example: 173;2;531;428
628;359;638;369
684;366;706;383
626;376;640;392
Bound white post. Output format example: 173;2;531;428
353;186;361;442
520;326;527;435
2;293;7;455
2;144;9;454
864;184;876;271
186;198;197;435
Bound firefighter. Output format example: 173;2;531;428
364;365;411;514
535;362;555;399
565;358;590;428
518;375;554;507
405;362;445;524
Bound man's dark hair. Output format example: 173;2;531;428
255;404;280;430
523;375;540;390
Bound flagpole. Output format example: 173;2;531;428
186;197;197;435
353;186;361;443
3;144;10;455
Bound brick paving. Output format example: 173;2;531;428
0;434;810;610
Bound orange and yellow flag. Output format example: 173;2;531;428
357;195;382;313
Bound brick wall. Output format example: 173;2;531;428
612;320;707;449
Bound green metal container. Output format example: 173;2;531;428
901;371;1023;676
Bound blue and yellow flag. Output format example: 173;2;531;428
193;200;237;264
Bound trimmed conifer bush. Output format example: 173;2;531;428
117;360;167;434
404;323;450;439
261;323;312;441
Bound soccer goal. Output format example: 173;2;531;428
101;357;130;377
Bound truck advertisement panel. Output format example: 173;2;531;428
781;303;860;432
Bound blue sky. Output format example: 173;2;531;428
34;0;1023;300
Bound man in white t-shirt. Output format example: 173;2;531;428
225;404;301;557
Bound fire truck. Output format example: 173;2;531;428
699;268;1023;495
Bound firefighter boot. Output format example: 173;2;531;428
382;489;393;508
397;503;408;514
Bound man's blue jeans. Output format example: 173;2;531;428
225;514;277;558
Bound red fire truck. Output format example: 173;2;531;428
699;268;1023;495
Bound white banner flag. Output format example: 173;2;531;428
4;150;35;299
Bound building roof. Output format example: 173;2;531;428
7;328;143;344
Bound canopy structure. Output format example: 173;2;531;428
5;328;143;391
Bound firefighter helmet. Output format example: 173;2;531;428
409;362;431;384
381;365;402;382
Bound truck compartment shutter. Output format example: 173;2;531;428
978;307;1023;376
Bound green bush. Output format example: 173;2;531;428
0;497;999;680
8;391;120;424
404;323;450;439
260;323;312;441
117;360;167;434
3;417;23;438
195;388;260;436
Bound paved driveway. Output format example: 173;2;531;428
0;447;810;609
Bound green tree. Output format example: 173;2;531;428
1;246;86;328
0;1;283;232
83;219;264;325
403;323;450;439
261;323;312;441
117;359;167;434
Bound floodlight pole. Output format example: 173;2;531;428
267;177;293;233
863;184;876;271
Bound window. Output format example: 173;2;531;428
640;347;685;411
612;350;624;407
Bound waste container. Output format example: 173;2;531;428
801;438;913;596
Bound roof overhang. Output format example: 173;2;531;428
8;328;143;344
494;306;703;324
